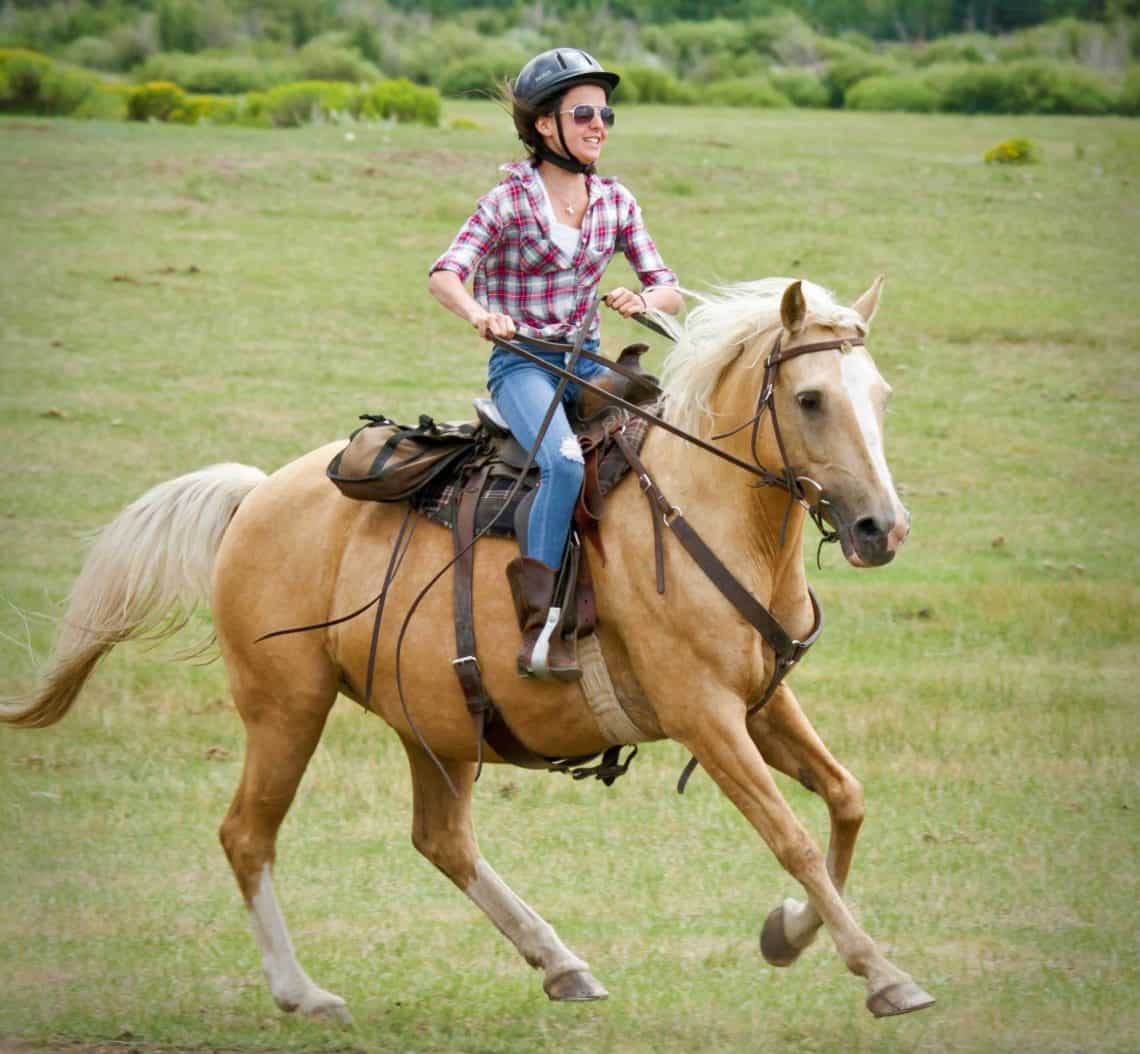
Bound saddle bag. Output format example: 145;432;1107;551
327;414;480;503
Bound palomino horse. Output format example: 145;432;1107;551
2;277;933;1021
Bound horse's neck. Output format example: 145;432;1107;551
639;424;808;598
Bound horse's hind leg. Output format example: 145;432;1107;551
747;685;864;969
218;665;349;1022
404;740;607;1001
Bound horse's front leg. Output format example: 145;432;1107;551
746;684;864;969
678;691;934;1018
402;738;607;1002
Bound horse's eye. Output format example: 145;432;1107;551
797;391;822;412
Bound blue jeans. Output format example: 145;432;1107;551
487;338;609;570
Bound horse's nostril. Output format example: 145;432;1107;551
854;516;882;542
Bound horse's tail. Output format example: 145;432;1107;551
1;463;267;729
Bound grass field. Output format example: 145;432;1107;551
1;103;1138;1053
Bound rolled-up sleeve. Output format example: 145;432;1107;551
430;192;503;282
617;193;677;290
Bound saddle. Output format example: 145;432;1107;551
325;343;660;782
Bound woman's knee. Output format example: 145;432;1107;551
539;436;585;486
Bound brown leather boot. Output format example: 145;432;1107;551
505;557;582;682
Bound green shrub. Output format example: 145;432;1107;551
438;53;528;99
74;84;127;121
703;76;790;109
127;80;189;122
1003;59;1114;115
846;74;940;113
822;54;898;107
61;35;118;71
134;52;295;94
186;94;237;125
611;64;693;105
1117;67;1140;116
923;63;1009;113
0;47;110;117
0;48;53;112
260;80;354;127
353;78;440;126
295;43;379;84
912;34;992;68
925;59;1115;115
984;137;1040;164
770;69;828;108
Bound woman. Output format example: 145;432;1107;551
429;47;681;682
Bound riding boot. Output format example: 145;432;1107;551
505;556;582;682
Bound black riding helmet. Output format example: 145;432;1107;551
512;48;619;175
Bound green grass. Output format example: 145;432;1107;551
1;105;1138;1053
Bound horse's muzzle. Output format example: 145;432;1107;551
839;507;909;568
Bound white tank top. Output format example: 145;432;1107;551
536;173;581;259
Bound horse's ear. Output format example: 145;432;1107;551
780;280;807;335
852;274;886;326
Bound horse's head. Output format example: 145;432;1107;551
766;277;908;567
661;276;909;569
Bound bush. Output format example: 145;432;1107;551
295;42;379;84
1003;59;1114;115
912;34;992;68
1117;67;1140;115
611;64;694;105
846;74;940;113
703;76;790;109
0;48;53;111
0;48;111;117
984;138;1040;164
134;51;295;94
925;59;1115;115
923;63;1009;113
259;80;354;127
438;53;528;99
353;78;440;126
822;54;898;107
61;35;118;71
127;80;189;122
770;69;829;108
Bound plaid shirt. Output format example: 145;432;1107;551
430;161;677;342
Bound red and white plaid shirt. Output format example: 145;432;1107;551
430;161;677;342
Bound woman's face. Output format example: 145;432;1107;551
535;83;610;166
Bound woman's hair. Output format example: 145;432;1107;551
497;79;549;162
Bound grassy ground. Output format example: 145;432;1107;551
0;104;1137;1053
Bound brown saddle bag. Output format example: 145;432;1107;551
326;414;480;503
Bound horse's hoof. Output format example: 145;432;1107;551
865;979;935;1018
760;902;802;967
296;989;353;1024
544;969;609;1002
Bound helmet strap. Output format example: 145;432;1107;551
536;111;594;175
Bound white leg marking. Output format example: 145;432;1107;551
781;897;822;949
249;865;350;1021
465;859;589;982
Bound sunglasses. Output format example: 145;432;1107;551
555;104;615;128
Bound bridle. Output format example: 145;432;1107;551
710;331;867;553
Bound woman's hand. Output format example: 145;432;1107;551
604;286;648;318
472;310;517;342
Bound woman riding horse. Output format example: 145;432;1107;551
429;47;682;681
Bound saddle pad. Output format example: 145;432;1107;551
412;412;653;538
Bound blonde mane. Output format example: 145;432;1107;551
660;278;868;436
